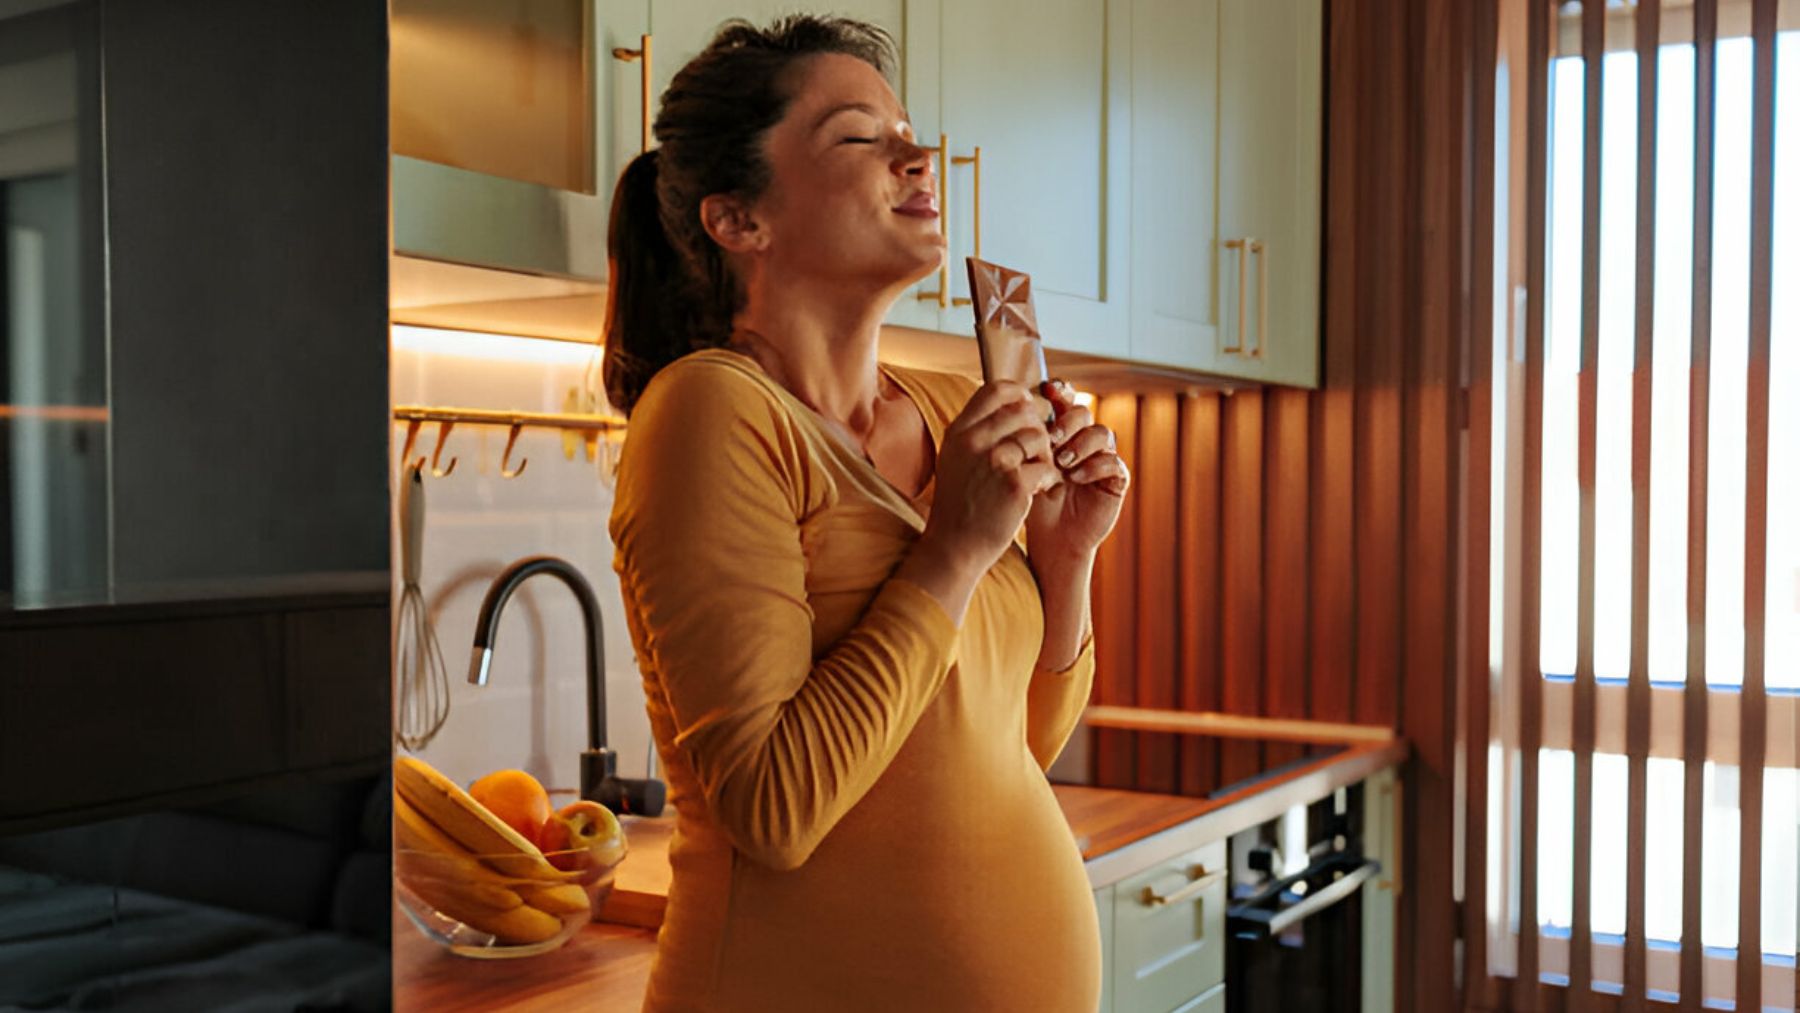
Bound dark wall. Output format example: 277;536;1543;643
105;0;390;584
0;0;391;829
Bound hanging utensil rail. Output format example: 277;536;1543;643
394;405;628;476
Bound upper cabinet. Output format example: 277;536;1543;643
1217;0;1322;388
389;0;1323;387
1130;0;1322;386
894;0;1132;359
390;0;649;292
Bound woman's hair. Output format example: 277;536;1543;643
602;15;897;415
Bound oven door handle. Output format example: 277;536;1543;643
1227;857;1380;938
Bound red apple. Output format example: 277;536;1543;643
539;800;627;875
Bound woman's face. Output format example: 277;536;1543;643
737;53;943;295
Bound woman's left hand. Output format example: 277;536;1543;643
1024;379;1129;565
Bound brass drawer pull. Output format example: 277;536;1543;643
1248;239;1266;358
1141;866;1225;908
611;34;653;153
1222;238;1248;353
950;145;982;306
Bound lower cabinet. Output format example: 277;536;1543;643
1172;983;1225;1013
1095;886;1115;1013
1092;839;1228;1013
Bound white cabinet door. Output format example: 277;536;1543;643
1216;0;1323;387
598;1;653;200
1126;0;1223;372
929;0;1131;357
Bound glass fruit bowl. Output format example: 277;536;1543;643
395;841;627;959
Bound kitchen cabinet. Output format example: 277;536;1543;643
1095;887;1116;1013
1129;0;1322;386
895;0;1132;357
1109;839;1227;1013
390;0;650;286
1176;983;1226;1013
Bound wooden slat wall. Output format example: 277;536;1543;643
1736;2;1777;1011
1464;0;1500;1000
1572;0;1605;1004
1680;2;1718;1008
1086;2;1473;1011
1516;0;1553;1005
1465;1;1787;1010
1625;3;1662;1011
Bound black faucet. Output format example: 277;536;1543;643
469;555;666;817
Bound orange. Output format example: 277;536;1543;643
467;769;552;849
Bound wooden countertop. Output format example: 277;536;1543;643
394;719;1406;1011
393;905;658;1013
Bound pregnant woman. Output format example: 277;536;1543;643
604;15;1130;1012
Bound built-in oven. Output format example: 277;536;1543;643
1226;781;1383;1013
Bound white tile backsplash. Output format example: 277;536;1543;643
391;325;648;796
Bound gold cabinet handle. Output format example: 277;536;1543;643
1249;239;1266;358
916;134;949;307
611;34;653;152
950;145;982;307
1223;238;1248;354
1141;866;1225;908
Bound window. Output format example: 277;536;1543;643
1476;1;1798;1009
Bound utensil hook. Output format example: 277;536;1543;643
500;424;529;478
429;422;458;478
400;420;424;472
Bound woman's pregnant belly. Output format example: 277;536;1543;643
697;724;1102;1013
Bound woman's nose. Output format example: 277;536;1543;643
894;138;933;180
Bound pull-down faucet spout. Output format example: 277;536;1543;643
469;555;665;816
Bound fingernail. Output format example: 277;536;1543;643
1048;426;1064;443
1057;450;1075;467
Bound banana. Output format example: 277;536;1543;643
399;872;566;945
517;882;591;917
393;795;528;900
392;756;575;881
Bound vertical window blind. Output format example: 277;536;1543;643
1468;1;1797;1011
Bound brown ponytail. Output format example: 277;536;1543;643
601;14;897;415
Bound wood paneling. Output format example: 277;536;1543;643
1177;396;1223;796
1085;3;1474;1009
1219;391;1265;787
1135;395;1183;794
1264;389;1312;771
1094;393;1141;790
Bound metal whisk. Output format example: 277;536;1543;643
395;460;450;751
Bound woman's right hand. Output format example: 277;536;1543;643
898;381;1058;624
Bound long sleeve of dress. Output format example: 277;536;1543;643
610;359;961;872
1024;633;1096;771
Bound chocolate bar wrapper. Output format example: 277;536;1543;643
966;256;1053;422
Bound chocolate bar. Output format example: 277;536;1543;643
965;256;1053;422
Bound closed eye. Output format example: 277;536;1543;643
840;137;877;145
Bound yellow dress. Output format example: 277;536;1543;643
609;347;1100;1013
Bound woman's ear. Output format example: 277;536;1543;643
700;194;769;254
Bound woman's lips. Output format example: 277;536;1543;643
893;192;938;218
